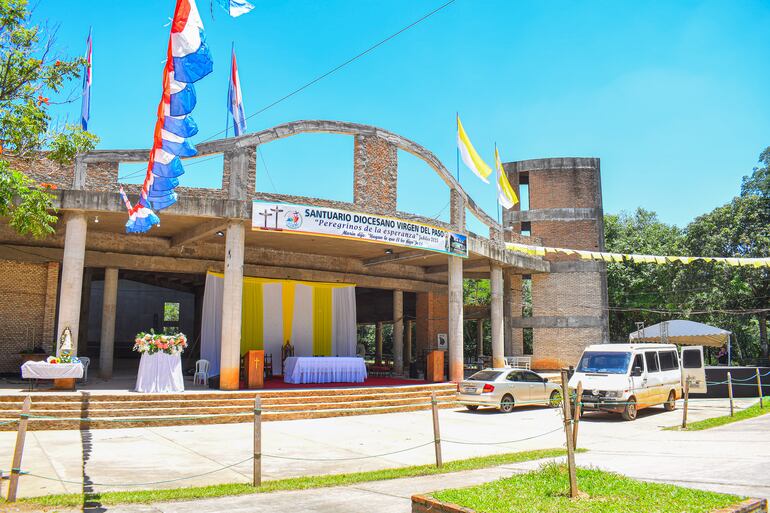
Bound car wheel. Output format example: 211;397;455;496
500;394;515;413
549;390;562;408
621;397;638;421
465;405;479;411
664;390;676;411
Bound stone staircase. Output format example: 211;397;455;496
0;383;458;431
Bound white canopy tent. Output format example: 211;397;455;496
629;319;733;364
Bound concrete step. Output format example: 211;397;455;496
0;383;459;431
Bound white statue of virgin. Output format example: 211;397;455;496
59;327;73;358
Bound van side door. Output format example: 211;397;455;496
681;346;707;394
643;351;663;406
629;353;646;401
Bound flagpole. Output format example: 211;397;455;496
225;41;234;138
495;142;501;225
455;112;460;183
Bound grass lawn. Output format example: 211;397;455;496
668;396;770;431
432;464;743;513
14;448;581;508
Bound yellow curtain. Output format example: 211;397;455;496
240;280;264;354
312;286;333;356
282;282;295;345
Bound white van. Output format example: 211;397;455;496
568;343;706;421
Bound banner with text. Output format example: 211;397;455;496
252;201;468;258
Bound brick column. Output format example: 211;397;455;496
490;264;505;368
219;220;245;390
405;320;413;369
393;290;404;375
56;212;87;353
42;262;60;352
448;255;464;382
99;268;118;379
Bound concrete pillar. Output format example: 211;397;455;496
99;268;118;379
219;221;245;390
375;321;383;364
56;212;87;354
477;319;484;358
405;320;413;370
448;255;464;382
491;264;505;368
393;290;404;375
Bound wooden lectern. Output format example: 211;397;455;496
245;350;264;389
53;378;76;391
426;350;445;382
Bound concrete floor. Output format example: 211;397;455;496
0;396;765;504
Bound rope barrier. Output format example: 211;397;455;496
444;426;564;446
263;441;437;461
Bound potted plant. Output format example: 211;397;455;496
19;345;48;364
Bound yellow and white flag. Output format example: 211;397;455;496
457;115;492;183
495;146;518;209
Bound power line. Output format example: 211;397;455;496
199;0;458;144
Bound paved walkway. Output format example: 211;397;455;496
0;397;766;507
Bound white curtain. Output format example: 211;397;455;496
291;284;313;356
201;272;223;376
199;273;357;378
332;287;357;357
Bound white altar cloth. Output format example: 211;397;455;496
283;357;367;384
135;353;184;393
21;361;83;379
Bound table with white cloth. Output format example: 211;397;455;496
283;357;367;384
135;352;185;393
21;361;83;379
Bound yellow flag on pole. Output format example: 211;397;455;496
457;115;492;183
495;146;518;209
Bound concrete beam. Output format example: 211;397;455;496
510;316;606;329
170;219;229;248
508;208;600;223
425;259;490;274
362;250;430;267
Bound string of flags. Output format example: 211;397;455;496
119;0;214;233
506;242;770;268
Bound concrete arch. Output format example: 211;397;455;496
196;120;500;231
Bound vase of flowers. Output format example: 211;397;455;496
133;331;188;355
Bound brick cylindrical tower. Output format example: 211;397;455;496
505;157;609;369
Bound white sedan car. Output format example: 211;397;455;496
458;368;562;413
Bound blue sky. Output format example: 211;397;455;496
38;0;770;233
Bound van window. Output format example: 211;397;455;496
659;351;678;371
631;354;644;373
682;349;702;369
577;351;632;374
645;351;660;372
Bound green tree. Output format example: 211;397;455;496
0;0;98;238
604;208;686;341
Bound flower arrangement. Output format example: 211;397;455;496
46;354;79;364
133;332;187;355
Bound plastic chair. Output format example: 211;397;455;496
79;357;90;383
193;359;210;386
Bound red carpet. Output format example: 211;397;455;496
258;376;433;390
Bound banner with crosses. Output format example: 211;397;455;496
251;200;468;257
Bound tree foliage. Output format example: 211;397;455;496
0;0;98;238
606;149;770;363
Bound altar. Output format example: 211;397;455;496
135;352;184;393
283;356;367;384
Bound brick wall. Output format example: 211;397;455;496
354;135;398;213
0;259;59;373
533;327;603;369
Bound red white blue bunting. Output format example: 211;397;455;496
121;0;213;233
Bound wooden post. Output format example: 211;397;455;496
572;381;583;448
681;379;689;429
560;369;579;498
253;397;261;487
727;372;734;417
757;368;764;409
431;392;442;468
7;396;31;502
